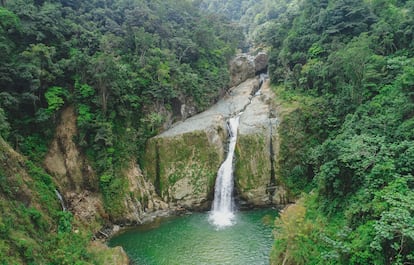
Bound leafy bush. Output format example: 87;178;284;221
45;86;69;114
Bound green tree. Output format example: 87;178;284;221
44;86;68;114
327;34;373;104
371;177;414;265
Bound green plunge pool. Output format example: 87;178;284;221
108;209;277;265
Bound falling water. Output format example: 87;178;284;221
209;115;240;228
255;73;269;96
55;189;66;211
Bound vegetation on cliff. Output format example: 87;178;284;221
0;137;105;264
260;0;414;264
0;0;242;263
1;0;414;264
202;4;413;262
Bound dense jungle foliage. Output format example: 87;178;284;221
199;0;300;45
1;0;414;264
0;0;243;160
0;0;242;263
1;0;243;211
254;0;414;264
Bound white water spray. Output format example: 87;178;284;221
209;116;240;228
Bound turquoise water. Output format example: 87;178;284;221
108;209;277;265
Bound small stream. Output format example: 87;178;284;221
108;208;277;265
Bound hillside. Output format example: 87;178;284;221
0;0;243;263
260;0;414;264
1;0;413;264
200;0;414;263
0;136;131;263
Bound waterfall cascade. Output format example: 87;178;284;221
209;73;269;229
55;189;66;211
209;116;240;228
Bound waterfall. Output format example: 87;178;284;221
209;115;240;228
255;73;269;96
55;189;66;211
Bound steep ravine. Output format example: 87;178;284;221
143;54;288;209
41;53;287;244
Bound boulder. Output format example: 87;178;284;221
254;52;269;74
229;52;269;87
229;54;256;87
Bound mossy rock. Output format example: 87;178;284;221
235;133;273;205
143;130;225;207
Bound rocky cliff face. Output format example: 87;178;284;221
44;106;105;229
143;125;226;209
144;79;259;209
142;74;288;208
43;106;168;227
143;79;257;209
235;79;288;206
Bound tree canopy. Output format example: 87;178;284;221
263;0;414;264
0;1;243;263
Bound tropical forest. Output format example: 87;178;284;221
0;0;413;264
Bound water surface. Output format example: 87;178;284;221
108;209;277;265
